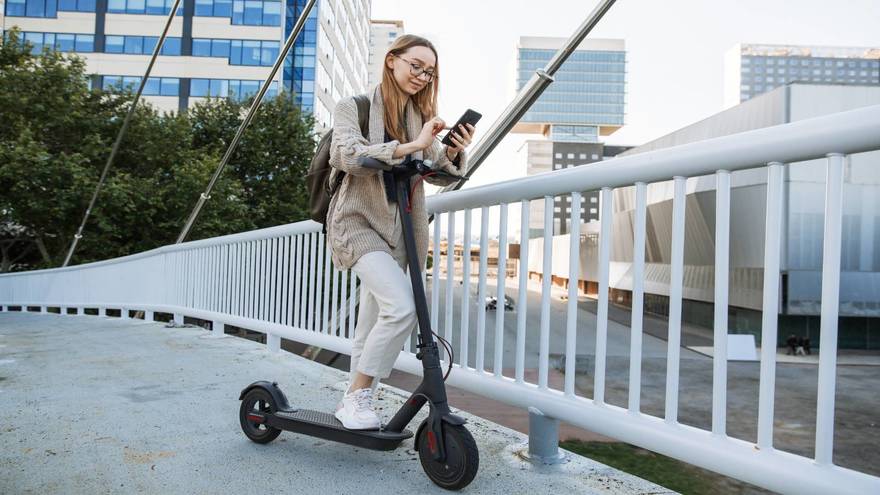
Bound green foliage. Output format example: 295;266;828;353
560;440;762;494
0;28;318;271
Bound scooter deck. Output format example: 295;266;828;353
268;408;413;451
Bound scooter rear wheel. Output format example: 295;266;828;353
239;388;282;444
415;420;479;490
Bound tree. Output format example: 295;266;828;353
0;28;318;271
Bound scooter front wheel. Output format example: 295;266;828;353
239;388;282;444
415;420;479;490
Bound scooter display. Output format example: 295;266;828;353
238;156;478;490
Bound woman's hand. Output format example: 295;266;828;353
415;116;446;150
446;123;475;160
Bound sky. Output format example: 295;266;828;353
370;0;880;192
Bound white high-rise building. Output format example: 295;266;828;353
2;0;371;122
367;19;402;88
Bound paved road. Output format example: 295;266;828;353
0;311;671;495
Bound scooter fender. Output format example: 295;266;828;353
441;412;466;426
238;380;291;411
426;411;468;463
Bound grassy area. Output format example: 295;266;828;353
559;440;768;495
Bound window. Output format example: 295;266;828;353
190;79;277;100
241;40;261;65
590;208;598;214
6;0;57;17
579;153;587;159
554;153;562;159
58;0;95;11
103;75;180;96
567;153;574;159
590;197;597;203
124;36;143;54
18;31;94;53
591;154;598;160
107;0;178;14
193;39;212;56
105;35;124;53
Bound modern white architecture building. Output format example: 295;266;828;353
367;18;401;88
611;83;880;347
2;0;371;121
723;43;880;108
511;36;629;237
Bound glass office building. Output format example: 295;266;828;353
724;43;880;108
2;0;370;117
513;37;626;142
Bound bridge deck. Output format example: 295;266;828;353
0;312;672;494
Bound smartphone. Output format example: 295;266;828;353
441;109;482;147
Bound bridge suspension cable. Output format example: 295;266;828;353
175;0;317;244
61;0;184;267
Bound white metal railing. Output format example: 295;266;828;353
2;104;880;494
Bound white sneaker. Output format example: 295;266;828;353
334;388;381;430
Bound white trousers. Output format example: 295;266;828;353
349;250;418;388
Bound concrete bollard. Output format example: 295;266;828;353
267;333;281;353
173;313;183;326
523;407;568;465
212;321;225;337
99;307;106;317
120;308;129;319
145;310;154;322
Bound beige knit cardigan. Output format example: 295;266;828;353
326;84;468;270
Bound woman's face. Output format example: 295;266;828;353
386;45;436;96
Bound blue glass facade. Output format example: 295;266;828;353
518;48;626;135
283;0;316;112
19;31;95;53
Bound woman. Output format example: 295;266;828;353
327;34;476;430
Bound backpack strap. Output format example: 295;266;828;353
353;94;370;139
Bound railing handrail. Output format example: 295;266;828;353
427;103;880;213
0;220;323;278
6;104;877;279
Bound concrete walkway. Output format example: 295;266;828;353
0;312;673;494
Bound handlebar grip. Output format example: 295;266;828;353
358;156;391;170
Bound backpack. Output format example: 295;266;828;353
306;94;370;231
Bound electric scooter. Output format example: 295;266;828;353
238;156;478;490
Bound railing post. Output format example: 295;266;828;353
267;332;280;353
522;407;567;465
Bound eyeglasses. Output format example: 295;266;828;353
392;54;436;83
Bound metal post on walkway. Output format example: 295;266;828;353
521;407;568;465
267;333;281;353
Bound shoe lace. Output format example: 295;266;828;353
352;389;374;413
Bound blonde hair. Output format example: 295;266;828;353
381;34;439;143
